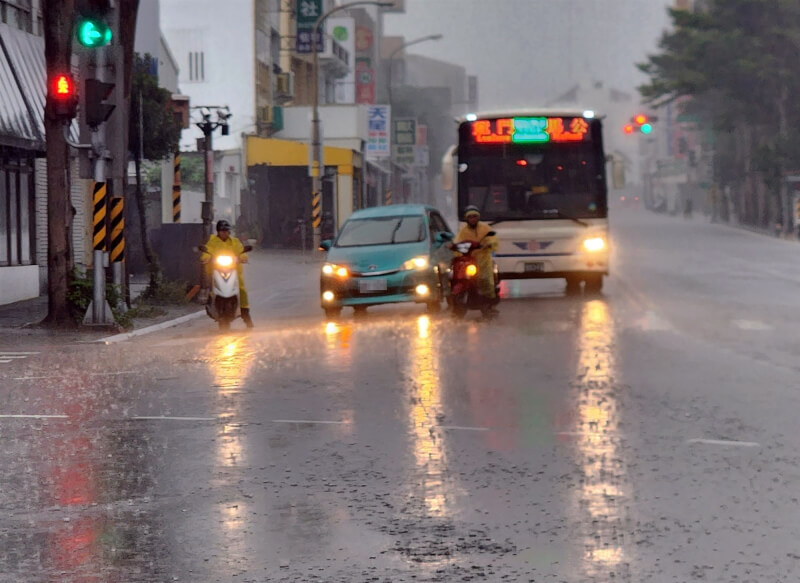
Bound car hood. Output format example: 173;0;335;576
327;241;429;273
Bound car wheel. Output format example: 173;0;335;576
565;276;581;296
353;306;367;318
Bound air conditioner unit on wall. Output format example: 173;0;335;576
275;72;295;100
258;106;274;124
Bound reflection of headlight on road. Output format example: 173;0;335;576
322;263;348;278
403;256;429;270
583;237;606;253
216;255;234;267
465;264;478;277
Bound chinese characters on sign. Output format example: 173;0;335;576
471;117;591;144
393;118;416;165
355;58;376;104
367;105;391;160
296;0;323;54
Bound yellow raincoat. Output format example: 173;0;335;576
454;222;498;298
201;234;250;308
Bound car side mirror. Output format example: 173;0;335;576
319;240;333;252
243;245;253;253
435;231;454;244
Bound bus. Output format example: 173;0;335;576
443;109;621;293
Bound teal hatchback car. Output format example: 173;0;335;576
319;205;455;318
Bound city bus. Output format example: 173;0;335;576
443;109;620;293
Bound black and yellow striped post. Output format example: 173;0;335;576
385;189;392;206
92;181;108;252
172;153;181;223
311;189;322;232
109;196;124;263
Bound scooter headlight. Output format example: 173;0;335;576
215;255;235;268
465;264;478;277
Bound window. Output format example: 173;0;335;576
0;0;33;33
0;156;35;267
188;51;205;81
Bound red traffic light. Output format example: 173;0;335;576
633;114;648;125
623;124;635;134
47;73;78;120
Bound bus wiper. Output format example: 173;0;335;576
545;209;590;227
488;216;529;225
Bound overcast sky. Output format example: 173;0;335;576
384;0;673;110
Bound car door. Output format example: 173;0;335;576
428;210;454;296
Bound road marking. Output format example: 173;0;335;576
687;438;760;448
0;351;39;365
272;419;350;425
99;311;206;344
0;414;68;419
732;320;772;331
131;416;216;422
13;371;138;380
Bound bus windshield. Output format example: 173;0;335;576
459;143;606;221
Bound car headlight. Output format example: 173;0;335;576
322;263;349;278
215;255;234;267
403;256;429;271
583;237;606;253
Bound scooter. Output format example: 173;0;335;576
449;232;500;319
199;244;252;331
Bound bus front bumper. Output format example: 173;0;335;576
495;253;609;279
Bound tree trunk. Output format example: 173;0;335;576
134;154;159;292
41;0;76;328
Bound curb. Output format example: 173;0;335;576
97;310;206;344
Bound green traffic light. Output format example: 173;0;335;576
640;123;653;134
77;18;112;47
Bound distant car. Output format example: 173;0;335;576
319;204;455;318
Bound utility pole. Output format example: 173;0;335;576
193;106;231;299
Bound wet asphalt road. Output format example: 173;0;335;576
3;206;800;582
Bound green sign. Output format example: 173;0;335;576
297;0;322;26
393;119;416;165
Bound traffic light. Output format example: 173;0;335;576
76;17;112;47
633;114;648;125
47;73;78;120
84;78;115;127
623;124;635;135
626;113;658;134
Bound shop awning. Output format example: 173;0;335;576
0;23;45;151
246;136;360;175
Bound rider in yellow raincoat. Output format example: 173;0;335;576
201;220;254;328
454;206;499;310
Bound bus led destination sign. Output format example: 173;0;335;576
471;117;590;144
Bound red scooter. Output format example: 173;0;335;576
450;231;500;319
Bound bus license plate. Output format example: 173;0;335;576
525;262;545;273
359;279;387;293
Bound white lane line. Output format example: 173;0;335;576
0;352;40;355
732;320;773;331
687;438;760;448
272;419;349;425
437;425;490;432
0;360;12;364
13;371;138;380
131;416;216;422
0;414;68;419
98;311;206;344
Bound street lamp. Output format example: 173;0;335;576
385;34;443;205
311;0;394;251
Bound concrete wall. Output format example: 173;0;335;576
161;0;256;152
276;105;370;143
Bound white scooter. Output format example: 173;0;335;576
200;244;252;331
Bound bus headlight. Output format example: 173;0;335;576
583;237;606;253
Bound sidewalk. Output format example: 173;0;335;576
0;249;322;342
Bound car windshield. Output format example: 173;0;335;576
335;216;426;247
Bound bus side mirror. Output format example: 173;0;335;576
441;145;457;191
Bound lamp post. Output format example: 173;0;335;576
311;0;393;251
386;34;443;205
